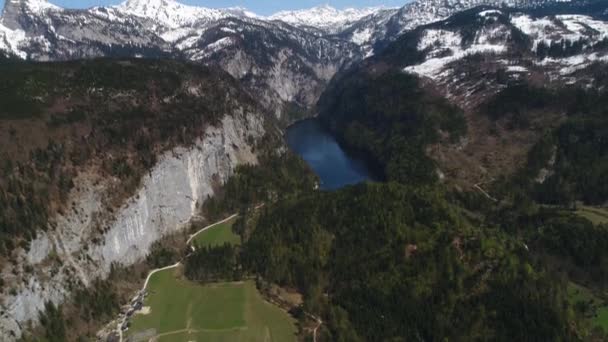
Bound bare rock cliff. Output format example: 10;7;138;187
0;112;264;340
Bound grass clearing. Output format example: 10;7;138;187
128;267;296;342
567;282;608;332
193;217;240;248
575;206;608;225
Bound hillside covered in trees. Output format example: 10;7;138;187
0;58;267;257
241;183;581;341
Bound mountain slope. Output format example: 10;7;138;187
0;58;270;340
347;0;593;51
318;0;608;188
0;0;593;119
176;17;362;118
0;0;365;119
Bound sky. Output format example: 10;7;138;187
0;0;407;15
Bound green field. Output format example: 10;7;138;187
575;206;608;225
128;267;296;342
193;217;240;248
568;282;608;332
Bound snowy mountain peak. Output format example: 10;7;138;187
224;6;259;19
269;4;389;32
115;0;232;28
1;0;60;31
1;0;59;16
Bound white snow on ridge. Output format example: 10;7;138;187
113;0;387;33
537;53;608;75
6;0;60;14
115;0;255;29
351;27;373;45
405;43;507;80
417;29;461;52
160;27;198;43
269;4;387;32
0;24;27;58
478;9;502;17
511;14;608;50
405;28;508;80
189;36;235;60
506;65;528;72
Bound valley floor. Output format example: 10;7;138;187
121;215;296;342
127;269;296;342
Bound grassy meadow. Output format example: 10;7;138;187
193;217;240;248
128;267;296;342
575;206;608;225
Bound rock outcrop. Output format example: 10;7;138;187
0;112;265;340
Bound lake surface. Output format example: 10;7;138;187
286;119;374;190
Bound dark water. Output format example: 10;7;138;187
286;119;374;190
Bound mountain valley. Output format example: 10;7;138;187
1;0;608;341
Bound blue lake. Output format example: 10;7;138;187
286;119;375;191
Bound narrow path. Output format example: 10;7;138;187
118;213;240;342
186;214;238;245
310;314;322;342
474;183;498;202
142;262;181;290
118;205;266;342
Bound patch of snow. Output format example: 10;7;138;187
406;29;507;80
511;14;608;51
221;27;237;34
160;27;197;43
88;7;129;23
506;65;528;72
351;27;373;45
0;24;27;58
175;33;202;50
537;53;608;75
479;9;502;17
190;36;235;60
417;29;461;52
557;15;608;38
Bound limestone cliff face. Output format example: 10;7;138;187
0;112;265;340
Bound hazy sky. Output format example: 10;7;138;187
0;0;407;15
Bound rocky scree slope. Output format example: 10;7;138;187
0;59;269;340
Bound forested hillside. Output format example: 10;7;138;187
242;183;580;341
318;71;466;185
250;3;608;340
0;58;265;257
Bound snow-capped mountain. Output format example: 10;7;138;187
389;4;608;108
0;0;367;118
319;1;608;197
347;0;582;50
269;4;392;34
114;0;260;29
389;0;575;34
0;0;598;117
